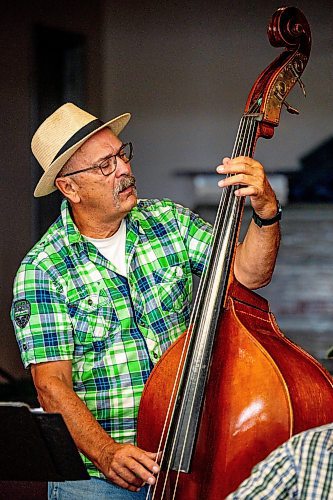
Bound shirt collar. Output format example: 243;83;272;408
60;198;144;248
126;203;145;235
60;199;84;246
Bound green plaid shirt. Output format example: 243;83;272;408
11;198;212;477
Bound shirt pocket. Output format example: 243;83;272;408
152;265;189;313
68;292;119;348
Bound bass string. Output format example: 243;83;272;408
147;323;194;499
166;112;260;498
167;115;259;491
192;107;259;325
198;99;260;304
148;103;260;500
190;112;248;323
148;117;251;499
150;113;259;500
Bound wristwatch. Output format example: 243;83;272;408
252;200;282;227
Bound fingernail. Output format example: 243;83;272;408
152;465;160;473
148;476;155;485
217;166;224;172
136;488;141;492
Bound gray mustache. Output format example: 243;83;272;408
115;175;136;195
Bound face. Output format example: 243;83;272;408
60;128;137;222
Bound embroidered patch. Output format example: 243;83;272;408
13;299;31;328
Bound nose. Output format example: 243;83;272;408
115;155;132;177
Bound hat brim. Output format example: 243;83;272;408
34;113;131;197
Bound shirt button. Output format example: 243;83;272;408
23;344;27;351
153;352;159;360
88;299;93;306
176;267;183;277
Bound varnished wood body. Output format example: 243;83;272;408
137;281;333;498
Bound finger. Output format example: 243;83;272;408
115;444;160;474
217;163;256;177
218;173;254;188
112;448;160;485
230;155;254;165
234;186;260;197
145;450;161;462
133;449;160;474
225;157;251;169
119;457;157;486
107;470;142;492
224;156;264;171
107;445;160;487
112;462;145;487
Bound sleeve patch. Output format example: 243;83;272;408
13;299;31;328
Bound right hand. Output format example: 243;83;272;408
97;441;160;492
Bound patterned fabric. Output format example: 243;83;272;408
227;423;333;499
11;198;212;478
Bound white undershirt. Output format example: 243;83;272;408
84;219;127;277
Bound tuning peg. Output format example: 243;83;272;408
283;101;300;115
297;77;307;98
289;64;307;97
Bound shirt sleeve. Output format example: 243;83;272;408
226;441;298;499
11;262;74;368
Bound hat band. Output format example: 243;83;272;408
52;118;104;163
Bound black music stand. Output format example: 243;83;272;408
0;403;89;481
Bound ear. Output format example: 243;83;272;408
55;177;81;204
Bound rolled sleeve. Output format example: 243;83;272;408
11;264;74;368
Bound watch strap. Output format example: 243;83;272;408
252;201;282;227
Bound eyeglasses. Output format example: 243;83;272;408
61;142;133;178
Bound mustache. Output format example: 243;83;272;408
114;175;136;196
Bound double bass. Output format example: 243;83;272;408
138;6;333;499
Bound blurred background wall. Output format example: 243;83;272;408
102;0;333;205
0;0;332;396
0;0;103;383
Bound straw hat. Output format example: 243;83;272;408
32;103;131;197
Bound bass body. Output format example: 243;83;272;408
138;280;333;498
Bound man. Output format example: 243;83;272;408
11;103;281;499
226;423;333;499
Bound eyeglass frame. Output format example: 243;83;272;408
59;142;133;178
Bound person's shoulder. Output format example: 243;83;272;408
132;199;211;234
18;215;66;270
294;423;333;441
289;423;333;454
137;198;195;215
137;198;178;210
134;198;184;218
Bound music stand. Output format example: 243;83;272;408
0;403;89;481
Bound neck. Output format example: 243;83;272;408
70;204;125;238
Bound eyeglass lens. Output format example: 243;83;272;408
99;143;133;175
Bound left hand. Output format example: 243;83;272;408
216;156;277;219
